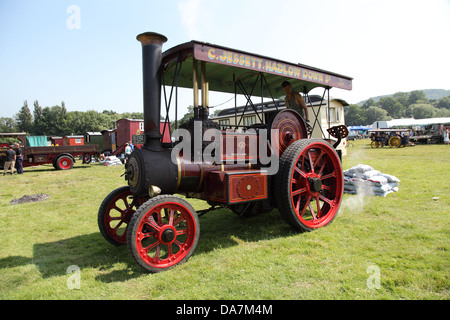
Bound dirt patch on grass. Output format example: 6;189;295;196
10;194;49;205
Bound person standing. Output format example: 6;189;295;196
124;142;132;165
3;144;16;176
281;81;310;123
14;142;23;174
444;128;449;145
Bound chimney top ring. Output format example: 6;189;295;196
136;32;168;46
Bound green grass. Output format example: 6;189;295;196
0;140;448;300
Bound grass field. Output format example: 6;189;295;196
0;139;448;300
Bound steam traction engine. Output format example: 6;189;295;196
98;32;353;273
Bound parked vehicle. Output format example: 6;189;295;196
0;133;99;170
98;32;353;273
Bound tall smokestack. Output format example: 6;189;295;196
136;32;168;151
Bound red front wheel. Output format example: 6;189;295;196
127;195;200;273
275;139;343;231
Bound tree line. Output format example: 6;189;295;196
0;100;144;136
345;90;450;126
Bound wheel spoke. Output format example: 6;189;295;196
122;197;131;209
307;151;314;173
320;171;336;180
308;200;317;221
294;165;307;178
313;150;324;168
146;216;160;232
292;187;307;197
319;194;334;206
315;195;322;218
167;243;173;257
300;195;312;217
112;205;125;215
168;209;175;225
143;240;159;253
317;161;326;176
113;220;124;231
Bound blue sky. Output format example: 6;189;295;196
1;0;449;119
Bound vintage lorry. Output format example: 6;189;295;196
0;133;99;170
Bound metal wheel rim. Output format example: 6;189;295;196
59;157;72;169
289;142;343;229
134;202;197;269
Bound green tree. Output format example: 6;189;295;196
365;106;390;125
436;96;450;110
391;102;406;119
392;92;409;107
0;117;18;132
378;97;397;115
345;104;367;126
409;103;436;119
362;98;376;109
33;100;44;135
15;100;33;133
407;90;427;106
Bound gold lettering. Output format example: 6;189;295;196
219;50;227;62
227;52;233;63
245;56;251;67
208;49;216;60
233;53;239;64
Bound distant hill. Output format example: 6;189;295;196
357;89;450;106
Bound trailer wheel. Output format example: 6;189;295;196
98;186;147;246
275;139;343;232
55;155;74;170
127;195;200;273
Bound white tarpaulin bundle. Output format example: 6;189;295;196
343;164;400;197
100;155;123;166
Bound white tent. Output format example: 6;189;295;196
373;117;450;128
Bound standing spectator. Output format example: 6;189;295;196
124;143;132;165
444;128;450;145
14;142;23;174
3;145;16;176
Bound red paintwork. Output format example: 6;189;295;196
289;141;343;229
207;170;268;204
133;201;198;270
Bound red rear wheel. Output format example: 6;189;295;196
275;139;343;231
127;195;200;273
56;155;74;170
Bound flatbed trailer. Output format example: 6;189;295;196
0;133;99;170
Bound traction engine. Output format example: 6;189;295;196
98;32;351;273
